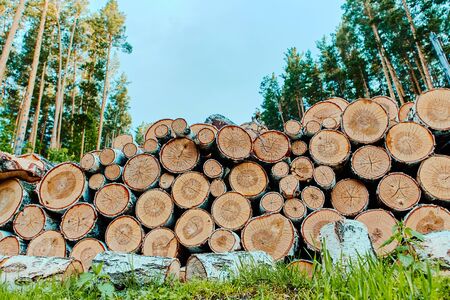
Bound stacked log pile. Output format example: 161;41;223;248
0;88;449;277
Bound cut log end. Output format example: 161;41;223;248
61;203;97;241
0;179;25;227
80;152;99;172
271;161;290;181
172;118;190;137
283;198;306;223
142;228;179;258
417;155;450;201
105;216;143;253
155;124;171;140
301;186;325;210
284;120;302;139
203;159;224;179
253;131;290;163
142;138;160;154
279;175;300;199
372;96;399;122
377;172;420;211
104;164;122;181
172;172;210;209
217;125;252;160
208;229;241;253
260;192;284;214
331;179;369;217
404;205;450;234
136;189;174;229
13;205;50;240
291;140;308;156
145;119;173;141
95;183;134;218
287;259;314;278
71;238;106;270
88;173;106;191
304;120;321;136
313;166;336;190
309;130;350;167
415;88;450;132
211;192;252;230
291;156;314;182
159;173;175;190
99;148;123;166
112;134;133;151
196;128;216;149
27;230;67;257
301;208;343;251
302;101;342;129
0;236;23;256
160;138;199;174
123;154;160;192
210;179;227;198
398;102;414;122
351;145;391;180
174;208;214;250
123;142;141;158
229;161;268;199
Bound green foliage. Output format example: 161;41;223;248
134;121;150;145
47;148;75;163
259;73;283;130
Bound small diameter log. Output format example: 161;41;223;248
71;238;106;270
291;140;308;156
39;162;88;213
99;148;126;166
284;119;303;140
94;183;136;218
123;142;143;158
13;204;58;240
331;179;369;217
283;198;307;223
301;186;325;210
259;192;284;214
398;102;414;122
155;124;172;143
203;159;224;179
321;117;339;129
172;171;210;209
404;204;450;234
142;138;160;155
27;230;68;257
385;122;435;165
174;208;214;252
414;88;450;134
0;179;31;227
190;123;218;136
371;96;399;123
301;208;344;251
287;259;314;278
208;229;241;253
216;125;252;161
0;234;26;256
160;138;200;173
211;192;252;231
105;216;144;253
291;156;314;182
195;127;216;150
302;101;342;129
341;99;389;144
142;227;179;258
417;155;450;202
88;173;107;191
229;161;268;199
325;97;349;111
313;165;336;190
210;179;227;198
92;251;180;286
136;189;174;229
351;145;391;180
377;172;421;211
279;175;300;199
355;209;398;256
172;118;190;137
271;161;290;181
61;203;99;241
241;213;297;261
309;130;351;168
253;131;290;163
80;152;101;173
112;134;134;151
104;164;123;181
145;119;173;140
304;120;321;137
123;153;161;192
186;251;273;281
159;173;175;190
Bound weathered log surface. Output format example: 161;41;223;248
414;231;450;268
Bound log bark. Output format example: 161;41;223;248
122;154;161;192
13;204;58;240
309;130;350;168
229;161;268;199
105;216;144;253
331;179;369;217
282;198;307;224
253;131;290;163
210;179;227;198
0;179;31;228
142;227;179;258
291;140;308;156
159;173;175;190
0;234;26;256
27;230;68;257
290;156;314;182
377;172;421;211
136;189;174;229
208;229;241;253
284;120;303;140
104;164;123;182
61;203;99;241
145;119;174;140
94;183;136;218
313;166;336;190
80;152;101;173
259;192;284;214
88;173;107;191
211;192;252;231
301;208;344;251
112;134;133;151
417;155;450;202
279;175;300;199
301;186;325;210
271;161;290;181
99;148;126;166
171;171;210;209
142;138;160;155
123;142;143;159
172;118;191;137
160;138;200;173
351;145;391;181
404;204;450;234
203;159;225;179
414;89;450;135
174;208;214;252
301;101;342;129
71;238;106;271
414;231;450;267
216;125;252;161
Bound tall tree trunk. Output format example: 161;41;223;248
28;61;47;153
360;67;370;98
70;53;78;138
414;55;427;87
38;104;49;155
13;0;49;155
295;95;304;120
0;0;26;86
384;56;405;105
278;97;285;125
401;0;433;89
405;58;422;95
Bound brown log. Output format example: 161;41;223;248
160;138;199;173
210;179;227;198
174;208;214;252
371;96;399;123
123;142;142;158
291;140;308;156
71;238;106;270
404;204;450;234
229;161;268;199
321;117;339;129
300;208;343;251
414;88;450;134
99;148;126;166
0;179;31;227
398;102;414;122
159;173;175;190
60;203;98;241
104;164;123;181
341;99;389;144
259;192;284;214
13;204;58;240
208;229;241;253
135;189;174;229
287;259;314;278
290;156;314;182
312;165;336;190
105;215;144;253
142;138;160;155
377;172;421;211
80;152;101;173
279;175;300;199
94;183;136;218
171;171;210;209
216;125;252;161
27;230;68;257
241;121;268;141
211;192;252;231
154;124;172;143
304;120;321;137
112;134;133;151
190;123;218;136
284;119;302;140
282;198;307;223
325;97;349;111
122;153;161;192
203;159;224;179
331;179;369;217
253;130;290;163
144;119;173;140
309;130;350;168
0;234;26;255
301;186;325;210
172;118;191;137
302;101;342;129
271;161;290;181
142;227;179;258
195;127;216;150
417;155;450;202
351;145;391;180
88;173;107;191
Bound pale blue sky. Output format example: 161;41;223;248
90;1;345;128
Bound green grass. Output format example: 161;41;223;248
1;257;449;300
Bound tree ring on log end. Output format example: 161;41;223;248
377;172;420;211
123;154;160;191
291;156;314;182
302;101;342;128
372;96;399;122
398;102;414;122
211;192;252;230
301;186;325;210
0;179;24;226
136;189;174;228
404;204;450;234
142;227;179;258
61;203;98;241
175;208;214;248
27;230;66;257
172;172;210;209
229;161;268;199
13;204;47;240
0;236;21;256
417;155;450;201
88;173;106;190
309;130;350;167
208;229;240;253
105;216;143;253
71;238;106;270
283;198;306;222
301;208;343;251
291;140;308;156
95;183;133;217
313;166;336;190
160;138;199;173
144;119;173;140
253;131;290;163
331;179;369;217
210;179;227;198
217;125;252;160
351;145;391;180
415;88;450;131
260;192;284;213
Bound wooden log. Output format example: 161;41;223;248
351;145;391;180
80;152;101;173
142;138;160;155
203;159;224;179
377;172;421;211
241;121;268;141
155;124;172;143
259;192;284;214
313;165;336;190
105;216;144;253
414;231;450;267
27;230;68;257
190;123;218;136
385;122;435;165
99;148;126;166
287;259;314;278
92;251;180;285
205;114;235;129
331;179;369;217
404;204;450;234
174;208;214;252
185;251;273;281
283;198;307;224
325;97;349;111
112;134;134;151
290;156;314;182
88;173;108;191
216;125;252;161
12;204;58;240
301;186;325;210
210;179;227;198
0;234;26;256
241;213;297;261
304;120;321;137
279;175;300;199
271;161;290;181
371;95;399;123
159;172;175;190
172;171;210;209
302;101;342;129
94;183;136;218
104;164;123;181
291;140;308;156
39;162;88;213
160;138;200;174
211;192;252;231
71;238;106;271
0;179;31;228
61;203;99;241
398;102;414;122
172;118;191;137
355;209;398;256
321;117;339;129
417;155;450;202
136;189;174;229
284;119;303;140
208;229;241;253
341;98;389;144
413;88;450;135
253;131;291;163
122;153;161;192
142;227;179;258
229;161;268;199
144;118;173;141
123;142;143;159
309;130;350;168
195;127;216;150
301;208;344;251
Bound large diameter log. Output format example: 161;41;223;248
355;209;398;256
417;155;450;202
61;203;99;241
216;125;252;161
301;208;344;251
142;227;179;258
331;179;369;217
71;238;106;270
279;175;300;199
259;192;284;214
38;162;88;213
301;186;325;210
27;230;68;257
291;140;308;156
414;88;450;134
144;119;173;140
284;119;302;140
142;138;160;155
88;173;107;191
0;256;83;285
105;216;144;253
80;152;101;173
186;251;273;281
404;204;450;234
351;145;391;180
13;204;58;240
229;161;268;199
211;192;252;231
302;101;342;129
271;161;290;181
325;97;349;111
291;156;314;182
241;213;298;261
160;138;200;173
309;130;350;168
123;142;143;159
172;171;210;209
92;252;180;286
0;179;31;227
99;148;126;166
195;127;216;150
175;208;214;252
112;134;133;151
172;118;191;137
313;165;336;190
208;229;241;253
371;96;399;123
377;172;420;211
159;173;175;190
398;102;414;122
104;164;123;181
136;189;174;229
385;122;435;164
122;153;160;192
287;259;314;278
283;198;307;223
0;234;26;255
210;179;227;198
253;131;290;163
203;159;224;179
94;183;136;218
341;99;389;144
